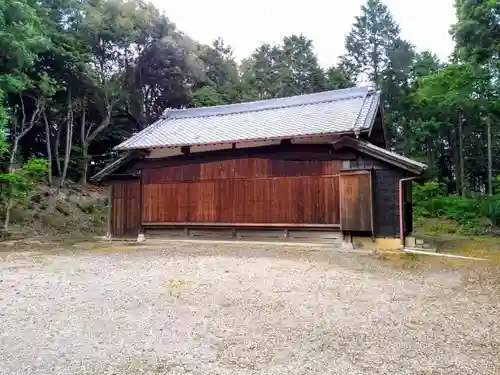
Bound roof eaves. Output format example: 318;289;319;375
114;117;169;151
114;129;365;152
332;136;427;175
352;88;380;134
352;92;368;135
365;91;381;133
90;152;134;182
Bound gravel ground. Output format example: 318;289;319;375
0;241;499;375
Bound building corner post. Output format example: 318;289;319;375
341;231;354;249
399;176;419;249
137;168;145;243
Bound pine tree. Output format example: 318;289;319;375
341;0;406;147
277;35;325;96
340;0;401;86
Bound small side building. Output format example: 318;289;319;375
92;87;426;248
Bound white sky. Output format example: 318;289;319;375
153;0;456;67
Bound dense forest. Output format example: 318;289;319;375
1;0;500;235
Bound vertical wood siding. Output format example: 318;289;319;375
111;179;141;237
142;158;340;184
339;171;373;232
142;158;341;225
344;154;407;236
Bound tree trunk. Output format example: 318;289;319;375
81;142;89;185
450;127;461;195
487;116;493;195
60;91;73;188
87;104;113;144
80;103;113;183
458;113;466;196
43;110;53;186
54;123;62;177
80;100;88;184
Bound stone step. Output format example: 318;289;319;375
405;236;437;252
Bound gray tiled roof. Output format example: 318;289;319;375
115;86;381;151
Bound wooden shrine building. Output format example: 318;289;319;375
92;86;427;248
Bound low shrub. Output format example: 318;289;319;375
413;181;500;235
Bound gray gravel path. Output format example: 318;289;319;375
0;242;499;375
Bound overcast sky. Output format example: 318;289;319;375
153;0;456;67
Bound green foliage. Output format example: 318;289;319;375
0;158;48;218
21;158;49;180
0;0;52;105
413;181;500;235
192;86;226;107
413;180;446;199
341;0;401;85
278;35;326;96
325;66;354;90
452;0;500;64
241;35;334;100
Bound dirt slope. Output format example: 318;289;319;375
7;181;108;239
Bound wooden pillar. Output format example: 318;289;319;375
137;170;145;242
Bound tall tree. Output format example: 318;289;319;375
0;0;51;129
324;65;354;90
380;39;415;152
415;63;495;195
341;0;407;146
193;37;248;105
340;0;401;87
241;35;325;99
452;0;500;65
0;0;52;233
451;0;500;194
241;43;283;100
278;35;325;96
198;37;237;88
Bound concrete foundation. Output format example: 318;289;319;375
352;236;402;250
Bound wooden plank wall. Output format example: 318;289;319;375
111;179;141;237
339;171;373;232
344;154;406;236
142;158;341;225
